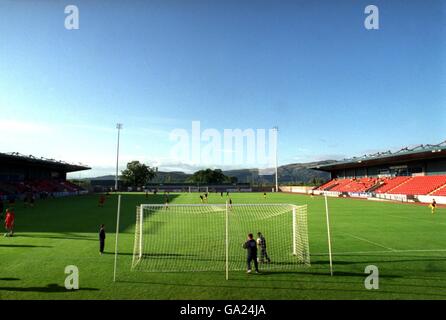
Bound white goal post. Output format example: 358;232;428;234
188;186;209;193
132;203;310;278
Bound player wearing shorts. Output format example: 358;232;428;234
243;233;260;274
430;199;437;214
98;195;106;207
99;224;106;255
256;232;271;263
4;208;15;237
164;195;169;209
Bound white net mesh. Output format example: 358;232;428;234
132;204;310;274
188;186;209;193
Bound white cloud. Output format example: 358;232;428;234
0;119;53;134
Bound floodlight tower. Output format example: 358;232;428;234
115;123;123;191
273;126;279;192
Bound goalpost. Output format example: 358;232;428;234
188;186;209;193
131;203;310;278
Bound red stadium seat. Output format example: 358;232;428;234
318;175;446;196
317;177;379;193
316;179;340;191
386;176;446;196
0;179;84;196
374;176;411;194
431;184;446;196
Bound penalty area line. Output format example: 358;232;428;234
343;233;396;252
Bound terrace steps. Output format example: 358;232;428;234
429;183;446;196
386;177;413;194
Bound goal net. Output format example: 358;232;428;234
132;203;310;277
188;186;209;193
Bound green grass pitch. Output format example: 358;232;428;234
0;192;445;300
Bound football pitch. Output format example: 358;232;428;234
1;192;446;300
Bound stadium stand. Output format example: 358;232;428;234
316;176;446;196
317;177;378;193
345;178;378;192
431;184;446;196
387;176;446;196
0;180;85;195
374;176;411;194
315;179;340;191
0;152;89;199
312;141;446;201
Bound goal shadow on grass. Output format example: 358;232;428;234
145;221;166;234
103;251;133;256
246;269;403;279
311;256;446;266
116;279;446;298
246;273;446;291
104;251;197;257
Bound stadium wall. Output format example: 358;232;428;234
313;190;446;204
416;195;446;205
279;186;314;194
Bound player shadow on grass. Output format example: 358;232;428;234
18;234;97;242
0;284;99;293
0;244;52;248
0;278;20;281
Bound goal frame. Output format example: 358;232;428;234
132;202;310;279
187;186;209;193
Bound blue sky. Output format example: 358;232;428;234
0;0;444;177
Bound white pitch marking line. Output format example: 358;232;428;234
311;249;446;255
392;249;446;253
343;233;396;252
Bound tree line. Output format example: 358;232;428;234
120;161;238;188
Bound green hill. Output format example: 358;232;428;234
85;161;332;185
